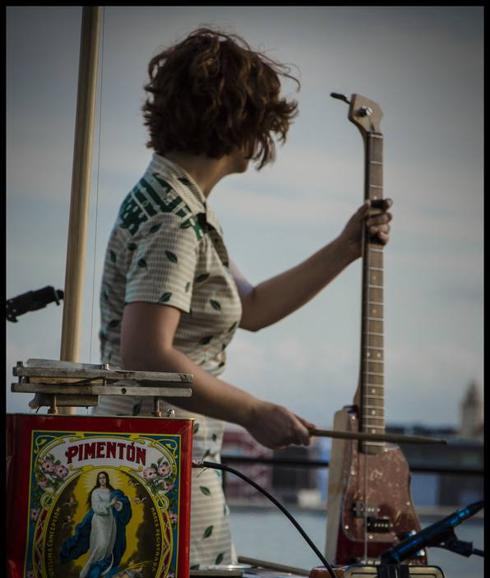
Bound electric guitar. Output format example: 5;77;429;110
325;93;426;565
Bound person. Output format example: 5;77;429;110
94;28;392;568
60;471;132;577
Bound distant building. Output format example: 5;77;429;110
222;426;273;503
394;433;484;508
459;380;484;440
271;439;323;505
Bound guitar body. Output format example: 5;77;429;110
327;406;426;564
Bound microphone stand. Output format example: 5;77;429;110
6;286;64;322
380;500;484;564
433;528;484;558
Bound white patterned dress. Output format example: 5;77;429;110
94;154;242;568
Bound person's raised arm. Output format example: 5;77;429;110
234;200;392;332
120;301;314;448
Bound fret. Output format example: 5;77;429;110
366;316;383;321
364;331;383;336
363;371;384;377
367;284;383;289
368;248;383;253
367;300;383;306
369;160;382;165
365;372;384;378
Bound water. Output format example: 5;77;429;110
229;508;484;578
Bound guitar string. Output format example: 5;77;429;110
362;189;369;563
363;133;379;563
89;6;105;367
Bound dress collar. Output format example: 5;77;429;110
148;153;223;237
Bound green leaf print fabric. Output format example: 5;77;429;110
125;212;198;313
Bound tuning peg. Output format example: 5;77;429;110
330;92;351;105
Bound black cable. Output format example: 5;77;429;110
194;459;336;578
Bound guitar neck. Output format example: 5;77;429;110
359;132;385;443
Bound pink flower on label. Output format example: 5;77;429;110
31;508;40;521
55;464;69;479
143;466;157;480
41;458;55;474
158;462;171;478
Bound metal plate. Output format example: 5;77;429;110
342;565;445;577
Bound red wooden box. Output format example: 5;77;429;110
6;413;193;578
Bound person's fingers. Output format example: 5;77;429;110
367;212;392;227
369;223;390;235
295;413;317;431
290;415;312;446
377;231;390;244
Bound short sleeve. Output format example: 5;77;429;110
125;213;198;312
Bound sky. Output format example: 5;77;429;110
6;6;484;430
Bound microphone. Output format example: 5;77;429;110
381;500;484;563
6;286;64;322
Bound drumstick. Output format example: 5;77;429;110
308;427;446;445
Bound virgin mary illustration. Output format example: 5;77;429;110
60;470;132;577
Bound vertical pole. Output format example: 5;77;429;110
60;6;101;363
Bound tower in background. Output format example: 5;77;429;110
459;380;484;440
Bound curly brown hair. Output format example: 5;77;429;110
142;28;300;170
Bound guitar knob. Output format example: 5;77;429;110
358;106;373;117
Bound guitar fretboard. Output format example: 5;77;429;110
360;133;385;449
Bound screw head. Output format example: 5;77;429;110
358;106;373;117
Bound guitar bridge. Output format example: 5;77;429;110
352;502;392;533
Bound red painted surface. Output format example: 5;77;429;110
6;413;192;578
333;408;426;565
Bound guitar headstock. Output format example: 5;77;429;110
348;94;383;137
